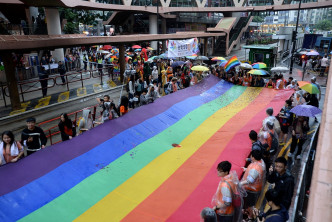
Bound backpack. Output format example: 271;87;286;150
269;132;279;155
224;181;242;208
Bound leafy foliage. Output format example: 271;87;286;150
315;20;332;31
252;16;264;23
59;8;103;34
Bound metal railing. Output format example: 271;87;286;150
38;104;101;145
2;65;117;105
289;124;320;222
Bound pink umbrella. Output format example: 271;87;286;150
132;45;142;49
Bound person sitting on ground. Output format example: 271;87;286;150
58;113;76;141
254;189;289;222
278;100;293;146
0;131;24;166
267;157;295;210
140;89;148;106
21;117;47;156
77;109;93;135
240;150;266;221
146;86;160;103
200;207;217;222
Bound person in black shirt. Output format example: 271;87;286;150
58;113;76;141
38;66;48;97
267;157;295;210
21;117;47;156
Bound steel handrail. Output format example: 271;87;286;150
39;104;101;145
3;76;56;102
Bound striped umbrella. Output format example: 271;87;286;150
252;62;267;69
219;61;228;67
300;83;319;94
248;69;268;75
211;57;226;61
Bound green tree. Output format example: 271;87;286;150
253;16;264;23
315;19;332;31
59;8;101;34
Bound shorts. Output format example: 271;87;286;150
243;190;260;209
281;124;289;134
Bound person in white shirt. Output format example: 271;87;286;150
320;55;329;76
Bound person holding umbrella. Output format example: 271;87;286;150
288;115;309;160
289;104;321;160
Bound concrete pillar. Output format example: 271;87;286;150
119;44;125;83
45;8;64;62
161;18;167;51
204;38;208;56
2;53;21;110
211;37;215;55
149;15;158;50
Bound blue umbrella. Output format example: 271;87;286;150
171;61;185;68
290;105;322;117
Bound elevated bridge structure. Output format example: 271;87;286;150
1;0;332;13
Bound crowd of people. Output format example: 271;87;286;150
200;75;321;221
1;49;322;222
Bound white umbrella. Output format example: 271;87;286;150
97;50;111;54
104;54;113;59
271;67;290;72
196;56;209;61
306;51;320;56
239;63;252;70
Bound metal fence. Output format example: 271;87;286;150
289;124;320;222
1;65;118;105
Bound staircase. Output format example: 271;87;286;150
213;14;252;56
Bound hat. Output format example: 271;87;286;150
311;76;316;81
171;77;177;81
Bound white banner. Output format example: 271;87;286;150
167;38;199;58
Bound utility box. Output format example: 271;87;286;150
242;45;277;70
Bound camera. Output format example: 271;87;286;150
100;98;104;102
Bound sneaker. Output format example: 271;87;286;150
296;155;302;160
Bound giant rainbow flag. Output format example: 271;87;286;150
0;76;293;221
